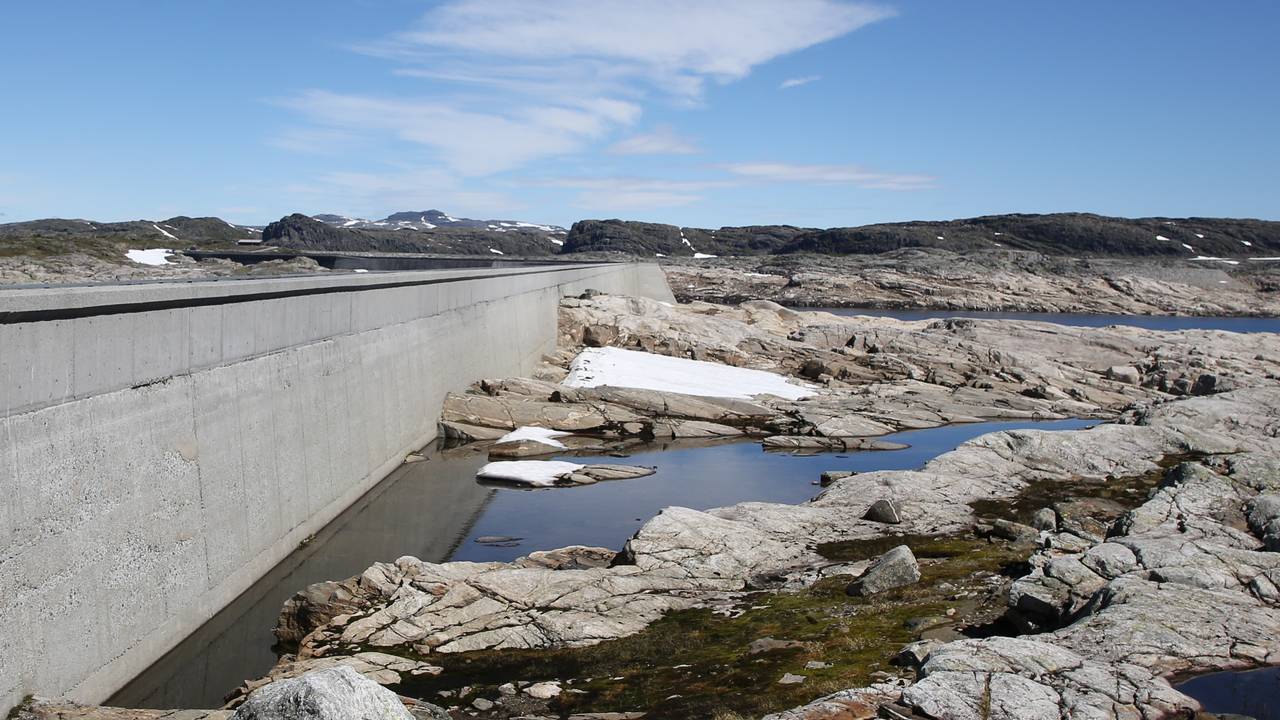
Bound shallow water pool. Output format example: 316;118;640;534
110;417;1092;709
1176;665;1280;719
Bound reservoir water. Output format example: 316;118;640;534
808;307;1280;333
109;418;1090;709
1176;665;1280;719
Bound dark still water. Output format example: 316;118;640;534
808;307;1280;333
111;417;1091;710
455;418;1092;562
1177;665;1280;719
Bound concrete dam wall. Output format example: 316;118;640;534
0;262;674;712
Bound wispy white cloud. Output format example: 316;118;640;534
536;176;733;209
272;1;899;214
536;157;933;211
721;162;936;190
608;125;700;155
779;75;822;89
374;0;893;101
284;168;519;218
279;90;641;175
266;127;365;155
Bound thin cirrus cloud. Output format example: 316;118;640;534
277;0;895;186
540;160;935;211
721;162;937;190
780;75;822;89
277;90;641;176
285;168;519;219
608;125;700;155
539;177;734;210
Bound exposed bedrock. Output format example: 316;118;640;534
663;251;1280;317
244;387;1279;718
437;294;1279;461
224;294;1280;717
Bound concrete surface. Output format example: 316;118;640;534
0;262;673;713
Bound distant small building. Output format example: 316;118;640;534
237;237;263;245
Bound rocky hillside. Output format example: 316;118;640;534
0;216;260;250
563;213;1280;258
261;213;565;256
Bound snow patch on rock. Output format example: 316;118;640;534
125;248;173;266
497;427;570;448
476;460;584;486
564;346;814;400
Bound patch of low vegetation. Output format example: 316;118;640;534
373;532;1021;719
349;457;1213;720
968;451;1212;526
0;234;124;260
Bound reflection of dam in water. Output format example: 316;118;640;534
109;444;495;709
0;262;673;714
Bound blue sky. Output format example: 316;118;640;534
1;1;1276;228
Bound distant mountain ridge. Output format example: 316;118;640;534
3;211;1278;262
563;213;1280;259
312;210;566;235
0;216;262;246
261;213;565;256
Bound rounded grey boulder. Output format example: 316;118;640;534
863;499;903;524
231;665;414;720
846;545;921;596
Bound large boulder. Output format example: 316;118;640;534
231;666;417;720
1106;365;1141;385
846;545;920;596
1247;494;1280;550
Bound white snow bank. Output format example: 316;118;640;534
489;248;504;255
565;346;815;400
497;426;570;448
1190;256;1240;265
1181;243;1195;252
693;252;717;259
125;248;173;265
477;460;583;487
152;223;179;241
1242;240;1253;246
1155;235;1171;242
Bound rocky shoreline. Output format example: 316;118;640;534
18;289;1280;720
663;251;1280;318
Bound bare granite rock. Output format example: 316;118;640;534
663;252;1280;317
231;666;419;720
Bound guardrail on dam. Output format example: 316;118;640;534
0;262;675;712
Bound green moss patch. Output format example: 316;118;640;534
367;533;1022;719
351;455;1215;719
